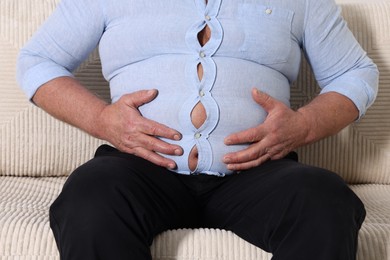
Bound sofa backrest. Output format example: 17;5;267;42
0;0;389;184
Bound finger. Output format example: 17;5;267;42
131;146;178;170
117;136;183;169
137;116;182;141
268;147;290;160
223;142;267;164
226;154;270;171
252;88;278;112
121;90;182;141
122;89;159;109
134;134;183;156
224;126;264;145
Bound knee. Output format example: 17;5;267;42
49;156;156;257
59;157;124;201
284;166;366;227
50;156;135;226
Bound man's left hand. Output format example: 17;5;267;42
223;88;309;171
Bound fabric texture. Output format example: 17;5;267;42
0;0;390;260
0;177;389;259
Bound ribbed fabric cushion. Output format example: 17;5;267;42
152;229;272;260
0;177;63;258
1;177;389;259
351;185;390;260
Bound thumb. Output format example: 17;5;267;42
123;89;158;108
252;88;277;112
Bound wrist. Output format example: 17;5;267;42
89;102;110;140
296;107;318;146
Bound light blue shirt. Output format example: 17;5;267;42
17;0;378;176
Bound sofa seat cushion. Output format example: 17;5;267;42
0;177;62;259
1;177;389;260
351;185;390;260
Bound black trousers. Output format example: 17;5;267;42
50;144;365;260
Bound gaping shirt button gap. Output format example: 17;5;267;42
188;12;212;171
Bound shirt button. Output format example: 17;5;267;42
265;8;272;14
199;90;205;97
194;133;202;139
199;51;206;58
205;15;211;21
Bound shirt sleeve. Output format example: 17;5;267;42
302;0;379;119
16;0;105;100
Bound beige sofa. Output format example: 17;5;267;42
1;0;389;259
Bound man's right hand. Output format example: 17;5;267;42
33;78;182;169
96;89;183;169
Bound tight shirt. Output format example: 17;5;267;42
17;0;378;176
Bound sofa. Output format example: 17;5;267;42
1;0;389;259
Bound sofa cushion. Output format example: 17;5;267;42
0;177;61;258
351;185;390;260
1;177;389;260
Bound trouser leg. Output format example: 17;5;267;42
49;145;201;260
202;156;366;260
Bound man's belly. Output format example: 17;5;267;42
110;56;291;175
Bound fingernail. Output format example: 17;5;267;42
174;148;182;155
168;163;176;169
174;134;181;140
224;138;231;145
223;157;231;163
147;89;157;96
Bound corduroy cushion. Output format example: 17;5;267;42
1;177;390;259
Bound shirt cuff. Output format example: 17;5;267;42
20;62;74;101
319;76;377;120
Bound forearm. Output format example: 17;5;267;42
297;91;359;145
32;76;109;139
